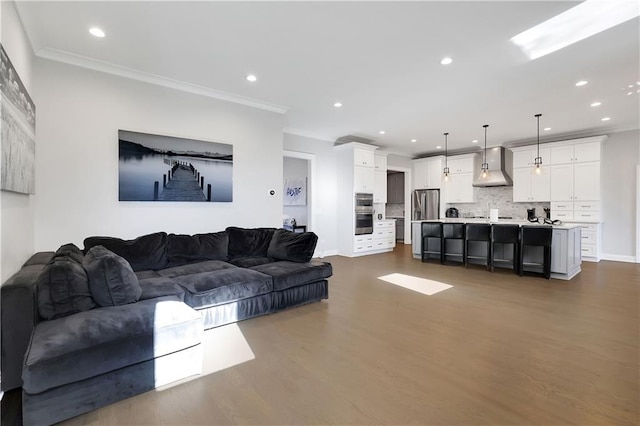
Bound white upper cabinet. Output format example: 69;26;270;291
354;148;375;168
512;147;551;168
426;158;443;188
447;156;475;174
374;154;387;170
374;170;387;203
513;168;550;202
550;141;600;164
413;161;428;189
550;164;574;201
354;166;375;193
443;172;476;203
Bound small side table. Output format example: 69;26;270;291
293;225;307;233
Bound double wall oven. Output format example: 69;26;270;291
355;193;374;235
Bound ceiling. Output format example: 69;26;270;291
15;1;640;157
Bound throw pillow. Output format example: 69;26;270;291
37;258;96;320
83;232;168;271
54;243;85;264
167;231;228;265
226;227;276;258
267;229;318;263
83;245;142;307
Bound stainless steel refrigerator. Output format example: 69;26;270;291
412;189;440;220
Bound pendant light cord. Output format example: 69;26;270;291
535;113;541;157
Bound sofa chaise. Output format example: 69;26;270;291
1;227;332;425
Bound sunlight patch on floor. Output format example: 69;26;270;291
201;322;256;375
378;273;453;296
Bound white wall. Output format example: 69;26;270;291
1;1;35;281
283;156;308;226
283;133;337;256
33;59;284;251
601;129;639;260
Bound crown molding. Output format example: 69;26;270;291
36;47;288;114
283;127;334;142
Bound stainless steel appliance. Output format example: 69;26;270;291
472;147;513;187
355;193;374;235
412;189;440;220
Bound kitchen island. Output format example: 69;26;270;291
411;219;582;280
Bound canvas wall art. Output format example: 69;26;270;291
284;178;306;206
1;43;36;195
118;130;233;202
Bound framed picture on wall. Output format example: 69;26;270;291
118;130;233;202
0;43;36;195
284;178;306;206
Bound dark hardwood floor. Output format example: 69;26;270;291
4;245;639;425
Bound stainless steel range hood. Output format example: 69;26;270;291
472;146;513;187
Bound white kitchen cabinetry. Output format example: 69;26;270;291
412;156;443;189
336;143;394;257
512;147;551;168
354;148;375;168
373;154;388;203
373;220;396;250
512;167;551;202
550;227;582;280
550;141;600;164
354;166;375;193
513;135;605;262
442;154;477;203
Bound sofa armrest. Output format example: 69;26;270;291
1;261;47;391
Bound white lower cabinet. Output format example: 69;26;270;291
354;221;395;255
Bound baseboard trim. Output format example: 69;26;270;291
316;249;338;258
600;254;638;263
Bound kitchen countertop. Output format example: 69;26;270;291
411;218;581;229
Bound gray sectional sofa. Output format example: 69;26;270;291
1;227;331;425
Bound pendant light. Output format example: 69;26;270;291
480;124;489;179
443;132;450;182
534;113;543;174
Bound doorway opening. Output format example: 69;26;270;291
282;151;315;233
386;165;412;244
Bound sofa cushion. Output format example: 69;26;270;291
135;270;161;280
138;276;185;301
22;252;55;267
226;227;276;259
54;243;85;264
83;232;168;272
22;296;202;395
228;256;274;268
83;246;142;307
158;260;236;278
36;258;96;320
250;260;333;291
176;268;273;309
267;230;318;263
167;232;228;266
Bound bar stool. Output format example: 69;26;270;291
464;223;491;270
490;224;520;274
442;223;465;265
421;222;443;263
520;226;553;279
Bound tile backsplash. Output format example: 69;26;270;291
447;186;550;220
385;203;404;218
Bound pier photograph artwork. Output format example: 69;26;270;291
118;130;233;202
1;43;36;195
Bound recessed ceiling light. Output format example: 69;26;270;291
510;0;640;60
440;57;453;65
436;145;442;149
379;130;386;135
544;127;551;131
246;74;257;82
575;80;588;86
89;27;105;38
601;117;611;121
411;139;417;143
333;102;342;108
472;139;478;143
590;101;601;107
628;91;633;95
628;84;635;88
